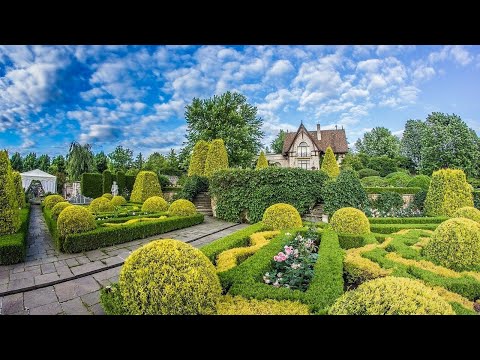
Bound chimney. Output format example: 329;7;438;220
317;123;321;140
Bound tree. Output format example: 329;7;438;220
340;153;365;171
270;130;286;154
165;149;181;176
108;146;133;172
355;127;401;158
420;112;480;177
94;151;109;173
10;152;23;172
0;151;20;235
37;154;51;172
204;139;229;177
134;152;144;170
321;146;340;178
145;152;168;174
51;155;66;174
401;119;426;170
256;151;268;169
12;171;26;208
188;141;210;177
185;91;264;168
23;152;37;171
66;142;95;181
367;156;398;177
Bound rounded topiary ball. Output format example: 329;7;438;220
119;239;222;315
51;201;72;219
102;193;113;200
111;195;127;207
142;196;168;213
43;194;65;210
89;197;115;213
329;277;454;315
330;207;370;235
262;203;302;230
57;205;96;238
423;218;480;271
453;206;480;224
169;199;197;217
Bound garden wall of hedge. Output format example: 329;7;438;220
81;173;136;198
0;206;30;265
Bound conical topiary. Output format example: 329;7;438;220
321;146;340;178
256;151;268;170
188;140;210;177
204;139;229;178
130;171;163;203
12;171;26;209
0;151;21;235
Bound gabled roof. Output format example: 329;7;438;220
20;169;56;178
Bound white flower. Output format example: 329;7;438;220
277;272;283;278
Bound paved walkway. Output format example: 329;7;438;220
0;205;248;314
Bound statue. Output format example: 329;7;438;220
111;181;119;197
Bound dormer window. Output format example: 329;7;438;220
298;142;309;157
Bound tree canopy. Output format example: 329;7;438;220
401;119;426;171
66;142;95;181
270;130;286;154
355;127;400;158
108;146;133;172
94;151;109;173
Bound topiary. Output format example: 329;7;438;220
157;174;172;189
330;207;370;235
424;169;473;217
57;205;96;239
262;203;302;230
51;201;72;219
142;196;168;213
102;193;113;200
43;194;65;210
360;176;388;187
12;171;26;209
110;195;127;207
385;171;411;187
119;239;222;315
373;191;404;213
422;218;480;272
256;151;268;170
413;190;427;211
328;277;454;315
204;139;229;178
169;199;197;216
116;171;126;195
217;295;309;315
89;197;115;214
188;140;210;177
453;206;480;223
321;146;340;178
102;170;113;195
130;171;162;203
357;168;380;178
0;151;20;235
407;175;431;190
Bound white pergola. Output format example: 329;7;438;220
20;169;57;194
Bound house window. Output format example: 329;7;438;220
298;160;310;170
298;142;309;157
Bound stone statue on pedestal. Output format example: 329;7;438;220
111;181;119;197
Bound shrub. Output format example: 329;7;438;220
321;146;340;178
474;191;480;209
453;207;480;223
256;151;268;170
328;277;454;315
116;171;126;194
360;176;387;187
100;283;125;315
169;199;197;216
80;173;103;198
110;195;127;207
367;156;398;177
204;139;229;177
408;175;431;190
373;191;404;213
102;193;113;200
0;207;30;265
217;295;309;315
322;169;369;215
357;168;380;178
385;172;411;187
57;205;96;240
188;140;210;177
12;171;26;209
423;218;480;272
102;170;113;194
142;196;168;213
51;201;72;219
262;203;302;230
330;207;370;235
89;197;115;213
176;175;209;201
424;169;473;216
125;175;136;192
157;174;171;189
130;171;162;203
413;190;427;210
119;239;222;314
364;187;422;195
43;194;65;210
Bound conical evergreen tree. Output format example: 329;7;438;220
321;146;340;178
256;151;268;169
204;139;229;177
188;140;210;177
0;151;21;235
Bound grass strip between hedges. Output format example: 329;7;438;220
0;206;31;265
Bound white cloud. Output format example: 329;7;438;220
267;60;294;78
429;45;473;66
79;124;122;143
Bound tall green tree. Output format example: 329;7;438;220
23;152;37;171
321;146;340;178
340;153;365;171
94;151;109;173
144;152;168;174
10;152;23;172
108;146;133;172
401;119;426;170
134;152;144;170
51;155;66;174
420;112;480;177
0;151;20;235
188;141;210;177
270;130;286;154
37;154;51;172
256;151;268;169
165;149;181;175
66;142;95;181
355;127;401;158
185;91;264;168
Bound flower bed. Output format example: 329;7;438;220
0;206;31;265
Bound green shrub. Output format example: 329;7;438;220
321;146;340;178
12;171;26;208
89;197;115;214
100;283;125;315
57;205;96;242
102;170;113;194
367;156;397;177
322;169;368;215
423;218;480;272
330;207;370;235
0;206;30;265
474;191;480;209
51;201;72;219
102;193;113;200
169;199;197;216
370;223;439;234
130;171;162;203
360;176;387;187
157;174;171;189
328;277;454;315
385;172;411;187
425;169;473;216
373;191;404;213
408;175;431;190
357;168;380;178
204;139;229;178
210;167;328;223
256;151;268;170
116;171;126;194
80;173;103;198
217;295;309;315
368;217;448;224
176;175;209;201
413;190;427;210
453;207;480;223
262;203;302;230
119;239;222;314
364;187;422;195
338;234;371;249
125;175;136;192
142;196;168;213
43;194;65;210
111;195;127;207
188;140;210;177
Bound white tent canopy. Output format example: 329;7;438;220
20;169;57;194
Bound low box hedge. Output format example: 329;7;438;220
338;233;377;250
368;217;448;224
0;206;31;265
364;187;422;194
96;212;169;225
370;223;439;234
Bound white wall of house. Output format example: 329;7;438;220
265;154;288;167
287;128;321;170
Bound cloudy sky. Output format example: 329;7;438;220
1;45;479;157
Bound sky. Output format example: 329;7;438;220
1;45;480;158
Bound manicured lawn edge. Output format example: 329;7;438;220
0;205;31;265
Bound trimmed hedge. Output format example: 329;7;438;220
204;139;229;178
321;146;340;178
12;171;26;209
262;203;302;230
0;206;30;265
357;168;380;178
217;295;310;315
130;171;162;203
364;187;422;194
0;151;20;235
474;190;480;209
368;217;448;224
370;223;440;234
116;171;126;194
372;191;404;213
103;170;113;195
125;175;136;193
81;173;103;198
323;169;368;215
338;233;377;250
384;172;411;187
360;176;387;187
188;140;210;177
407;175;431;190
330;207;370;235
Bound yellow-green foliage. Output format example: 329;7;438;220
256;151;268;170
330;207;370;235
425;169;473;216
423;218;480;272
103;216;167;227
188;140;210;177
12;171;26;209
329;277;454;315
216;231;280;272
141;196;168;213
453;206;480;223
51;201;72;219
204;139;229;178
344;242;392;283
110;195;127;207
57;205;97;238
130;171;162;203
89;197;115;214
102;193;113;200
262;203;302;230
0;151;20;235
43;194;65;210
217;295;310;315
321;146;340;178
119;239;222;315
169;199;197;217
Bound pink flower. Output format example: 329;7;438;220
284;246;294;255
274;252;287;262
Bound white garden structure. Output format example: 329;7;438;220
20;169;57;194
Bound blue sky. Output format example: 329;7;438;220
1;45;479;157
